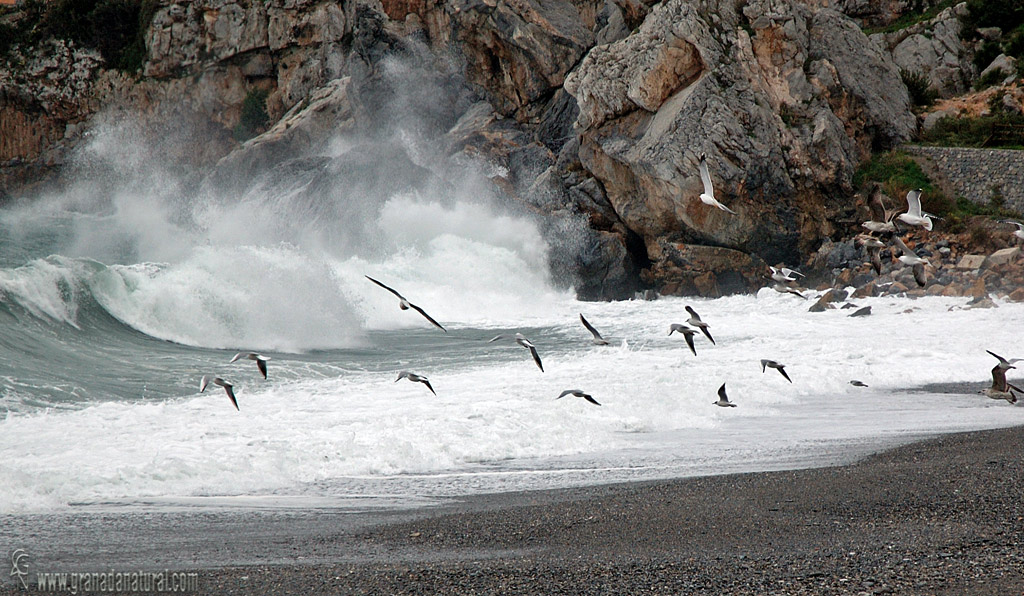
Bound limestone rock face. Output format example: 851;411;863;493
564;0;914;294
871;2;972;98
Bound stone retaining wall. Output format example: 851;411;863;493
904;146;1024;214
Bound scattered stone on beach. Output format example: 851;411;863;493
984;246;1021;268
848;306;872;317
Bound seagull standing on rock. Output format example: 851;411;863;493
697;153;737;215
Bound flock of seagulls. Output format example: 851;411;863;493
194;157;1022;411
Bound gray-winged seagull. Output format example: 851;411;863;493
556;389;601;406
489;332;544;372
685;306;716;345
200;375;239;410
579;314;610;345
987;350;1024;371
892;235;929;287
230;352;270;379
668;323;698;356
760;359;792;383
713;383;737;407
365;275;447;332
396;371;436;395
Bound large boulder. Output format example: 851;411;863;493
870;2;973;98
564;0;914;295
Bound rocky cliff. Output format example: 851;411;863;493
0;0;956;299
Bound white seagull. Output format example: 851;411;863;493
1000;220;1024;243
489;332;544;372
365;275;446;332
897;189;933;231
396;371;436;395
760;359;792;383
230;352;270;379
556;389;601;406
697;153;737;214
200;375;239;410
579;314;609;345
713;383;737;407
668;323;698;356
685;305;716;345
769;266;804;283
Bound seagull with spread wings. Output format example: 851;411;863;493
697;153;737;214
579;314;609;345
365;275;446;332
556;389;601;406
489;332;544;372
200;375;239;410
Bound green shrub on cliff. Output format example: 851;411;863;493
233;89;271;142
853;151;951;216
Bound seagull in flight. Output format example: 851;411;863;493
849;380;868;387
771;283;807;298
760;359;792;383
987;350;1024;371
897;189;933;231
685;306;716;345
556;389;601;406
891;235;929;287
230;352;270;379
856;234;885;275
396;371;436;395
769;266;804;283
365;275;446;332
697;153;737;214
668;323;698;356
489;332;544;372
579;314;609;345
200;375;239;410
713;383;737;407
1000;220;1024;243
862;184;899;234
979;364;1020;404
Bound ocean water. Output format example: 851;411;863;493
2;123;1023;515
